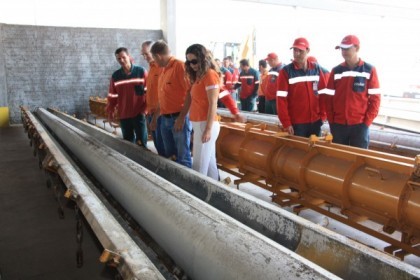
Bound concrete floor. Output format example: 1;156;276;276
0;127;116;279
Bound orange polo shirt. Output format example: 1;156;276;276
258;70;269;96
146;61;163;113
158;57;189;115
190;69;221;122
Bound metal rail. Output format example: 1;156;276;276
37;108;338;280
20;107;165;280
377;97;420;133
217;108;420;158
49;108;420;279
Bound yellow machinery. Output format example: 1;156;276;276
216;122;420;259
0;107;9;127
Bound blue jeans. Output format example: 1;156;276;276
147;114;166;156
240;94;257;112
330;123;369;149
160;114;192;168
120;114;148;147
265;99;277;115
293;119;322;138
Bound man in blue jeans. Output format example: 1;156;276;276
160;114;192;167
141;40;166;156
276;38;328;137
150;40;192;167
322;35;381;149
235;59;259;112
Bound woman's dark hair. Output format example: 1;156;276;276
185;44;220;83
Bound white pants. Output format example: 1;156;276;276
192;121;220;180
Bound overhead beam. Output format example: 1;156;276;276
229;0;420;20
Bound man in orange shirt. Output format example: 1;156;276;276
150;40;192;167
140;40;166;156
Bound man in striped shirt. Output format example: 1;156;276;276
276;38;328;137
264;52;284;115
235;59;259;112
322;35;381;149
106;47;148;147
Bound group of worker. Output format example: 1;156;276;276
106;34;381;180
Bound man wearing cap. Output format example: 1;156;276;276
276;37;328;137
264;52;284;115
322;35;380;149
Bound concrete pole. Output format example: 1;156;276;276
37;108;338;280
160;0;177;56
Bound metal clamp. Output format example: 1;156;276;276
99;249;122;267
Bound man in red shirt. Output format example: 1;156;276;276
276;38;328;137
322;35;381;149
223;56;240;101
107;47;148;146
235;59;259;111
215;58;234;108
264;52;284;115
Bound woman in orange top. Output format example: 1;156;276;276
177;44;241;179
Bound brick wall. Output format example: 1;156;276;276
0;24;162;123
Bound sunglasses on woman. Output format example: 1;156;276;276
186;59;198;65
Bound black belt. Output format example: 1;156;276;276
162;112;181;118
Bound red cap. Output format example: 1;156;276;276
290;37;310;50
265;52;278;60
335;35;360;49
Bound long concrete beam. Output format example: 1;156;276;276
21;108;165;280
49;108;420;280
37;108;338;280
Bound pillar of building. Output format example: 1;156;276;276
160;0;177;56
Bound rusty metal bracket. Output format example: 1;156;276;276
414;155;420;177
64;188;79;200
100;249;122;267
